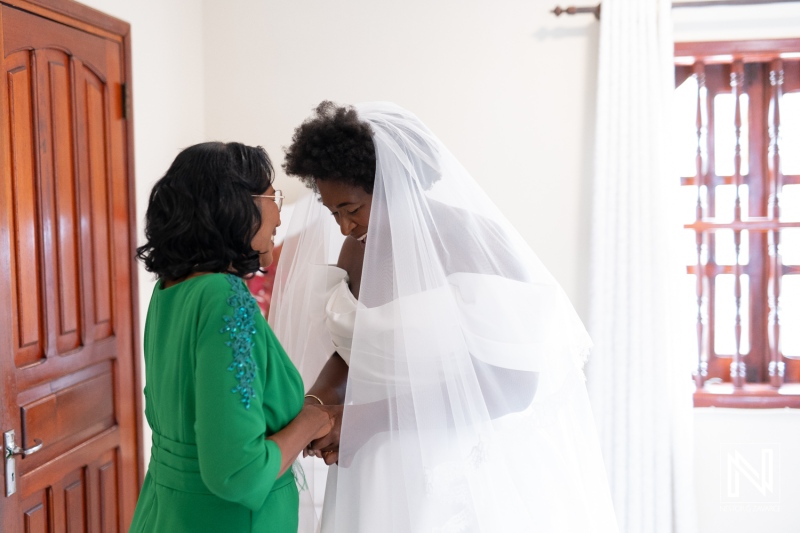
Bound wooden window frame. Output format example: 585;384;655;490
675;39;800;408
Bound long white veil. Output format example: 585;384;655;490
270;102;618;532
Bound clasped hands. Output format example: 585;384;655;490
303;403;343;465
302;400;383;468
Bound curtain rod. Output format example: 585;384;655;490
552;0;800;20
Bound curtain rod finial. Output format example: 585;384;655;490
550;4;602;20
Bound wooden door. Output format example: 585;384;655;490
0;1;140;531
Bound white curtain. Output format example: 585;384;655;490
587;1;697;532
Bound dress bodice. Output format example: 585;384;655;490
320;264;554;376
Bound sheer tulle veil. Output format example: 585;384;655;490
270;102;619;532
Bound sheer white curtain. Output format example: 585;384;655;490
586;1;697;532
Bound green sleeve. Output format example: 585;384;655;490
194;275;282;511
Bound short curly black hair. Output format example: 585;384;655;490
283;101;376;193
136;141;273;281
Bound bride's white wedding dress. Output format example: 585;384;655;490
271;102;619;532
317;266;614;532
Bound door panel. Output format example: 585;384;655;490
83;68;113;341
20;367;115;455
39;48;82;354
21;491;48;533
62;469;88;533
6;49;45;368
1;2;139;531
97;454;119;533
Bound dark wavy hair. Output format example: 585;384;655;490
136;141;273;281
283;101;376;193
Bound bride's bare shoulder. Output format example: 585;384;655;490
337;236;364;297
336;236;364;275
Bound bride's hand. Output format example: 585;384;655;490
304;404;343;465
306;402;382;467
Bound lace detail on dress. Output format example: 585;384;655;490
219;274;258;409
466;437;488;469
423;435;489;532
434;510;472;533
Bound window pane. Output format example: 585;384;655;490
714;184;749;221
683;273;701;358
684;229;700;266
674;75;700;178
780;275;800;357
781;228;800;265
714;93;750;177
715;229;749;265
781;184;800;222
780;92;800;176
681;185;701;223
684;229;712;266
714;274;750;355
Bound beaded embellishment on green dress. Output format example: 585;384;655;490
220;274;258;409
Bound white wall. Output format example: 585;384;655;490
75;0;206;466
200;2;800;320
202;0;599;316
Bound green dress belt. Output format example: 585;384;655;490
148;431;295;495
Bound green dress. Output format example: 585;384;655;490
129;273;304;533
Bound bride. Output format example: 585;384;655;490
270;101;619;532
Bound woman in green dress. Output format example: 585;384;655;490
129;142;332;532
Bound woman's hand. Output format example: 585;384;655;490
303;403;335;441
265;402;335;477
304;404;343;465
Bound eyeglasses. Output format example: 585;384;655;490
252;190;284;212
